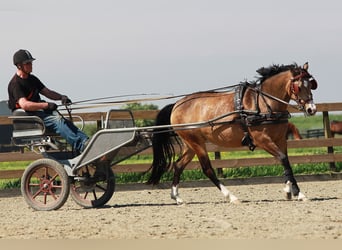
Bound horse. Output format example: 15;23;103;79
330;120;342;137
147;62;318;204
286;122;302;140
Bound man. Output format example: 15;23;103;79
8;49;89;153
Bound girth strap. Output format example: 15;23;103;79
244;111;290;126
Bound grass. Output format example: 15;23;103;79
112;161;342;185
0;161;31;170
1;162;341;190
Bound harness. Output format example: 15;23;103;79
234;81;290;151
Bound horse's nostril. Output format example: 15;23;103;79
306;107;317;116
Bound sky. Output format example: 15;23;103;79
1;0;341;110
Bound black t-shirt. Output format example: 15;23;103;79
7;74;46;111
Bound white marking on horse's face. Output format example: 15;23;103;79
304;100;317;116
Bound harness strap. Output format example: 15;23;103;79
234;82;257;151
233;82;291;151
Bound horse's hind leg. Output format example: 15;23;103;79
171;144;239;204
171;146;195;204
195;147;239;204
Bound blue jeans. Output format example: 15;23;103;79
28;110;89;152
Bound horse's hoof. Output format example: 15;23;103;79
285;192;292;200
171;195;184;205
176;199;184;205
229;195;240;204
175;197;184;205
230;199;241;205
283;181;293;200
297;192;308;202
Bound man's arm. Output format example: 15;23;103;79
40;87;71;105
17;97;49;111
17;87;68;111
40;87;63;101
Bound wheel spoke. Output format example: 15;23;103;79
92;190;98;200
44;193;48;204
29;183;40;187
32;187;44;199
44;167;48;179
50;173;59;182
95;183;107;192
49;190;58;200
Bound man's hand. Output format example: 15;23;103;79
61;95;72;105
45;102;58;111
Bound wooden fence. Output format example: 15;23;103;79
1;102;342;180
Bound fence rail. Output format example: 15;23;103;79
1;102;341;180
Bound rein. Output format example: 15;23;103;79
251;87;305;112
58;85;241;111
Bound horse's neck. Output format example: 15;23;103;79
257;71;291;112
261;71;291;98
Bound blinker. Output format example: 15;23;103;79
309;78;317;90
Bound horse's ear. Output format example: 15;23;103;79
303;62;309;70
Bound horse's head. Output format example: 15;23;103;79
289;62;318;116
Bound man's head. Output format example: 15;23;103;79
13;49;36;66
13;49;35;75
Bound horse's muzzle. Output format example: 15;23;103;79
305;101;317;116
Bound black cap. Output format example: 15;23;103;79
13;49;36;65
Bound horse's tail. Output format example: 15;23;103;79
146;103;179;185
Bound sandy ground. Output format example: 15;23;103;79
0;179;341;239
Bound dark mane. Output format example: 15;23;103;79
256;63;299;83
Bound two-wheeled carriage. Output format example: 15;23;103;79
10;109;153;211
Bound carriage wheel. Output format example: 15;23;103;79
70;164;115;208
21;159;70;211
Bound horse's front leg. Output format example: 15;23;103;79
281;155;307;201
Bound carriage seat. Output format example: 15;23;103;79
9;109;58;138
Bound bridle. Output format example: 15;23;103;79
246;67;318;114
290;69;317;108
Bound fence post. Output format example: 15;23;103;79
215;151;223;177
322;111;337;171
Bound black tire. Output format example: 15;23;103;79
70;164;115;208
21;158;70;211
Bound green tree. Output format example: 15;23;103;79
122;102;158;127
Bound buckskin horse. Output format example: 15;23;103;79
147;62;318;204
